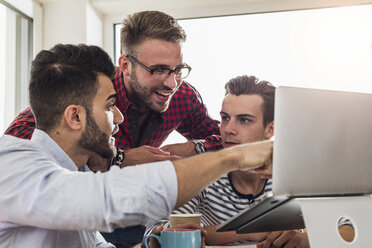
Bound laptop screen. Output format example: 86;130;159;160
273;86;372;196
217;86;372;234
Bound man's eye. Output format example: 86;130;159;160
240;118;251;123
153;67;167;73
221;116;229;121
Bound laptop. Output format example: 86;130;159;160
217;86;372;234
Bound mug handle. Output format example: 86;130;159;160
144;233;162;248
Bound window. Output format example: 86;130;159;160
178;5;372;121
0;1;33;133
114;5;372;144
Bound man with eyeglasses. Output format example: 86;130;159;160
5;10;222;247
6;10;221;167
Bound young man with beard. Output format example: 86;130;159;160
146;76;310;248
5;10;221;167
0;44;273;248
5;11;222;246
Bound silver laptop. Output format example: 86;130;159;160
217;86;372;233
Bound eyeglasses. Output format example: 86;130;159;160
127;55;192;83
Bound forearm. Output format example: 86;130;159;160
173;141;273;208
173;149;235;208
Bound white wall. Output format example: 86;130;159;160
103;14;119;62
3;0;42;55
86;2;102;46
33;1;43;55
42;0;102;49
43;0;85;49
3;0;33;17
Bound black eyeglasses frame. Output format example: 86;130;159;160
126;54;191;79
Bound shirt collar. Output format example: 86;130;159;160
114;67;132;111
31;129;78;171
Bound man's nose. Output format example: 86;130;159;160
163;72;178;90
113;106;124;125
224;121;237;135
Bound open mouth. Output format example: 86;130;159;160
155;90;172;97
155;90;173;102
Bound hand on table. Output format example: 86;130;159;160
256;230;309;248
121;145;182;167
161;141;196;157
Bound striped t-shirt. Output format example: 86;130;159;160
146;173;272;245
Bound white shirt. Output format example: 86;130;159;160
0;129;177;248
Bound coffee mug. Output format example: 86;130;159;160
169;213;202;227
144;228;201;248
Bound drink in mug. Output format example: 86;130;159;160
169;213;202;227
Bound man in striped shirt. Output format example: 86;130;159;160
146;75;310;247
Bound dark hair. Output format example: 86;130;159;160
29;44;115;132
225;75;275;126
121;11;186;55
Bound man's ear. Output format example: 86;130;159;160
264;121;274;139
118;54;131;78
63;105;86;131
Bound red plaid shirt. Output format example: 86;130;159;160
5;67;222;151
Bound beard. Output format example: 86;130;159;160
78;112;115;159
129;71;173;113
